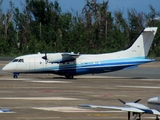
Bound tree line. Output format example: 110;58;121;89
0;0;160;57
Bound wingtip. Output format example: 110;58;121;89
0;109;11;112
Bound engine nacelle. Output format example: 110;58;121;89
148;96;160;111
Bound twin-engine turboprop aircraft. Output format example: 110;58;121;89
79;98;160;120
2;27;158;79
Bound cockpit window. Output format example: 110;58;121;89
12;59;24;63
12;59;19;62
18;59;24;62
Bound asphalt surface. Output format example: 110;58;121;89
0;61;160;120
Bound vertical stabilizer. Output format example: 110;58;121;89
126;27;157;58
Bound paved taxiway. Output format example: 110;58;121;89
0;61;160;120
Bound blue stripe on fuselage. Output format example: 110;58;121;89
45;57;153;75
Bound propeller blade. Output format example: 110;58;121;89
134;99;141;103
118;98;125;104
42;52;47;60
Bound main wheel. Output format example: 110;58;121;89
65;74;74;79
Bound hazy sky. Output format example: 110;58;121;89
2;0;160;15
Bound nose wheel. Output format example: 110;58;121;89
13;73;19;78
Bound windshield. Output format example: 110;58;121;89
12;59;24;63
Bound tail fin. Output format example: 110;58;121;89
126;27;157;58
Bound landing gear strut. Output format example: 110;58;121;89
13;73;19;78
156;115;159;120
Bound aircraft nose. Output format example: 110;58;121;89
2;66;7;71
2;65;10;71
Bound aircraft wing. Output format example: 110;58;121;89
79;104;160;115
61;53;80;60
79;104;144;113
57;53;80;63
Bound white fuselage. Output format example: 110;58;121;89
2;52;153;75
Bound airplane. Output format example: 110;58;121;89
2;27;158;79
79;98;160;120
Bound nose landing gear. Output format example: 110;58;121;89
13;73;19;78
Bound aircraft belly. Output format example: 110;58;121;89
74;64;135;75
55;63;137;75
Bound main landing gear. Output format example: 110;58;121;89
128;112;159;120
65;74;74;79
13;73;19;78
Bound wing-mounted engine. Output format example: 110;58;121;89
42;52;80;63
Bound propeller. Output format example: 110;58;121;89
118;98;130;120
118;98;141;104
42;52;47;60
118;98;126;104
134;99;141;103
42;52;48;64
118;98;141;120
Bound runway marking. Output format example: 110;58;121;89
32;107;124;113
118;86;160;89
31;81;71;83
87;113;119;117
93;93;113;98
0;97;82;100
39;90;68;93
0;78;32;81
32;107;97;112
75;75;128;79
0;112;15;113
